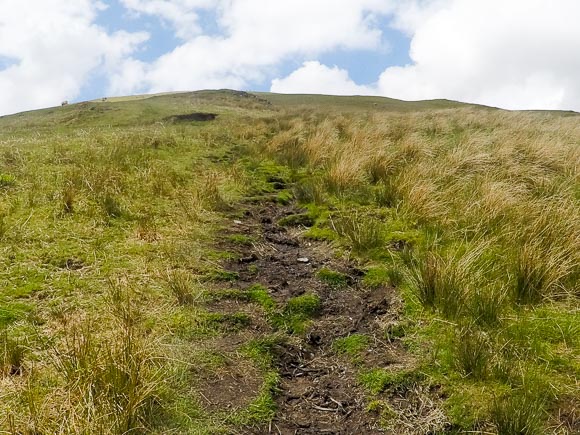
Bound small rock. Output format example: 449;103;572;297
233;220;242;225
297;257;309;263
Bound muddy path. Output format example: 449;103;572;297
205;201;411;434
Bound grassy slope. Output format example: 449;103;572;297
0;90;268;131
254;91;492;112
0;89;493;131
0;90;277;433
0;90;578;434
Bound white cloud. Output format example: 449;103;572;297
0;0;147;115
5;0;580;115
271;61;373;95
377;0;580;110
111;0;393;95
267;0;580;111
120;0;215;39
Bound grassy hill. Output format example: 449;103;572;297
0;89;494;130
0;90;578;434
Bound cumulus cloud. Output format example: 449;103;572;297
111;0;393;95
4;0;580;115
120;0;215;39
267;0;580;111
0;0;147;115
271;61;373;95
377;0;580;110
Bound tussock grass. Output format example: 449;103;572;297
405;241;495;320
0;99;263;433
258;107;579;432
491;389;546;435
164;269;199;305
452;324;491;380
330;209;385;252
1;331;26;376
0;92;577;433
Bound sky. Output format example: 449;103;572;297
1;0;580;116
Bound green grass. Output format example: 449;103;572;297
317;267;348;288
271;293;321;334
363;265;402;288
1;331;26;376
228;371;279;427
256;104;578;432
254;92;482;112
226;234;255;245
333;334;369;358
205;269;240;282
210;284;276;312
491;389;547;435
0;301;34;327
0;89;577;433
284;293;321;316
303;226;337;241
359;369;424;395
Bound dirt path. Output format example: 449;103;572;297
205;202;410;434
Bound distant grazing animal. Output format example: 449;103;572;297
61;100;69;106
102;97;107;102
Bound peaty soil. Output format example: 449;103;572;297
202;202;412;434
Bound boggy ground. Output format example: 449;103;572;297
199;200;419;434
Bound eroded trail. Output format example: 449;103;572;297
206;202;409;434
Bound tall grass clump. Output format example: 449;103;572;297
1;331;26;376
164;269;199;305
468;284;506;327
405;243;494;320
511;205;578;304
325;154;367;194
102;192;124;218
452;324;490;380
199;171;229;211
0;211;7;239
512;242;561;304
293;176;326;204
491;389;546;435
330;210;385;252
406;251;440;308
43;282;165;434
52;324;163;434
267;125;308;168
62;181;75;213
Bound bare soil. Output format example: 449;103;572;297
166;112;217;122
196;356;263;411
201;202;414;434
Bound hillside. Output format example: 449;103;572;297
0;90;490;130
0;90;578;434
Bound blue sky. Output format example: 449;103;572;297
86;1;412;101
93;5;411;94
96;1;179;63
1;0;580;115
